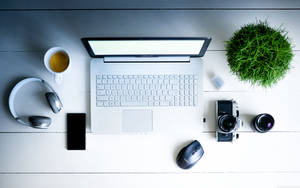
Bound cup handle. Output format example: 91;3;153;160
55;74;63;84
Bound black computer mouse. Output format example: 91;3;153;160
176;140;204;169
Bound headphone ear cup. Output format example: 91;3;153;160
45;92;63;113
28;116;51;129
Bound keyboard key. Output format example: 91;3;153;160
172;85;179;90
109;101;115;106
194;97;198;106
184;101;189;106
138;84;144;90
115;101;121;106
97;90;106;96
166;96;173;101
160;101;169;106
97;85;105;90
179;100;184;106
103;101;109;106
96;101;104;107
160;96;165;101
97;96;109;100
96;79;102;84
121;101;148;106
174;100;179;106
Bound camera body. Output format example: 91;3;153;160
216;100;242;142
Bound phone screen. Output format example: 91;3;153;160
67;113;86;150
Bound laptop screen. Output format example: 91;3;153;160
82;38;211;57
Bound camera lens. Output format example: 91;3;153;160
218;115;237;132
253;113;274;133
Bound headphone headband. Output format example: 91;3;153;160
8;78;57;125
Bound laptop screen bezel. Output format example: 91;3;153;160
81;37;211;58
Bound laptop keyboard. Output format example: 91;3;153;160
96;74;199;107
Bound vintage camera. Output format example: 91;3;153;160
216;100;242;142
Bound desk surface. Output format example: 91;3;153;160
1;2;300;187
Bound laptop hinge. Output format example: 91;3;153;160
104;56;190;63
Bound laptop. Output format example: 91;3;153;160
81;38;211;134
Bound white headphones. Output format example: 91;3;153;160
8;78;63;129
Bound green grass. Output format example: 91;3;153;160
226;21;293;87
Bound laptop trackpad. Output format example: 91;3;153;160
122;110;153;132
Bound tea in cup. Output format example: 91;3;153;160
44;47;70;84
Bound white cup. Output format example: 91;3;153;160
44;47;70;84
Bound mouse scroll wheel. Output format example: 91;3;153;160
192;147;200;155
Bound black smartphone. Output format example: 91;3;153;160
67;113;86;150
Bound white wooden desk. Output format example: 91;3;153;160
1;1;300;187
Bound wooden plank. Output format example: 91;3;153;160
0;0;300;9
0;132;299;173
0;10;299;51
1;173;300;188
0;51;299;132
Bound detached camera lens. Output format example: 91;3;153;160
218;115;237;133
253;113;274;133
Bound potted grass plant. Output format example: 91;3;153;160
225;21;293;87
